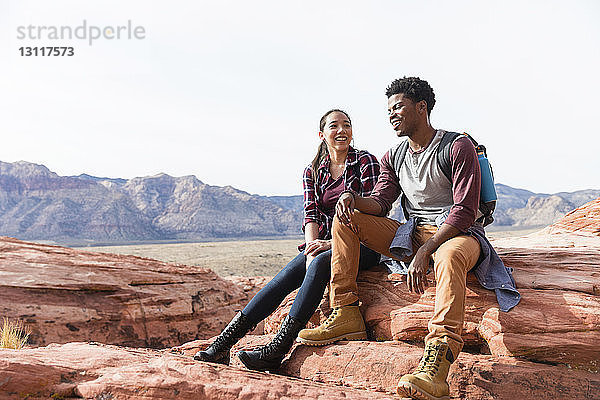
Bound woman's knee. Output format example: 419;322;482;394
305;251;331;279
274;252;307;284
307;251;331;268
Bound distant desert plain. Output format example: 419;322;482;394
78;228;540;277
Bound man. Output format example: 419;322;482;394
297;77;519;400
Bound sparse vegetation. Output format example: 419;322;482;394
0;317;31;349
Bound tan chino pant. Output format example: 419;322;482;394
329;211;481;357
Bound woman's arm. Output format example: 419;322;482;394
302;165;320;230
303;221;331;265
304;221;319;243
302;166;330;262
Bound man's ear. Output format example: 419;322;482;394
418;100;427;115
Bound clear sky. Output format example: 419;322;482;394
1;0;598;196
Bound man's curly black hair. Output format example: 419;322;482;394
385;77;436;116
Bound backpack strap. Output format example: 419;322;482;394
390;140;409;172
436;131;462;182
437;130;497;227
388;141;410;220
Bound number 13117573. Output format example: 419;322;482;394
19;47;74;56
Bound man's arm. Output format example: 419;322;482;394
406;137;481;294
336;150;402;224
406;222;461;294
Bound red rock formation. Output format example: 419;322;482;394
0;236;266;348
177;336;600;400
263;252;600;370
1;229;599;399
543;197;600;236
0;342;389;399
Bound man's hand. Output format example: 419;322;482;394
336;192;355;226
304;239;331;258
407;247;432;294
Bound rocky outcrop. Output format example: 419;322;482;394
0;236;267;348
262;262;600;370
542;197;600;236
261;202;600;371
174;336;600;399
0;342;389;399
492;184;600;227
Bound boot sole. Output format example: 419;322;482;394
296;331;367;346
237;351;281;372
193;353;230;365
397;382;450;400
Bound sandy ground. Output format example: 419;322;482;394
77;228;556;278
80;239;302;277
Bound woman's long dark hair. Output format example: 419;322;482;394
311;109;351;177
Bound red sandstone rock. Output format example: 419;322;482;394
178;336;600;399
264;256;600;369
0;236;266;348
2;228;600;398
543;197;600;236
499;247;600;295
0;342;391;399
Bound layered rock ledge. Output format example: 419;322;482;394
0;236;266;348
0;342;390;399
174;337;600;399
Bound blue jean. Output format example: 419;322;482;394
242;244;380;325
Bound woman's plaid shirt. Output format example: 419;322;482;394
303;147;380;240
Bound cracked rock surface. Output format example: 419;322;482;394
0;236;266;348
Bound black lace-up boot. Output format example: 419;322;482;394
193;311;255;365
237;315;305;371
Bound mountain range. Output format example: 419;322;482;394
0;160;598;245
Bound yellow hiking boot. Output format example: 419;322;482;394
296;305;367;346
396;339;453;400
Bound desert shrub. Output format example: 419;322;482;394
0;318;31;349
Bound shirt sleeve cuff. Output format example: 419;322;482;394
444;212;474;232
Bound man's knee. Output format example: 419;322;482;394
332;213;357;235
434;237;480;272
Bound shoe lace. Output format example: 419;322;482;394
211;314;249;350
322;308;340;328
414;343;443;377
258;318;296;358
212;329;234;350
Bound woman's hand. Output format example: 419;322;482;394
304;239;331;257
336;192;355;226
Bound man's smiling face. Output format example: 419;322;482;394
387;93;422;137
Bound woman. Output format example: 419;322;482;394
194;109;381;371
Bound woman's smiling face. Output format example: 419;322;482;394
319;111;353;152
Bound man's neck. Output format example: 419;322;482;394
407;125;436;152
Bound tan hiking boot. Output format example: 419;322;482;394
296;305;367;346
396;339;453;400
